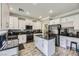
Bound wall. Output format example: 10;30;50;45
0;3;1;30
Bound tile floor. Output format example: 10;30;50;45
19;42;78;56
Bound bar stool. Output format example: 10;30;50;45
70;41;77;52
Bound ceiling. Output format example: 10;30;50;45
8;3;79;19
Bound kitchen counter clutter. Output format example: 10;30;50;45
60;35;79;50
34;34;55;56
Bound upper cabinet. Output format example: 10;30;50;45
73;14;79;30
1;3;9;29
61;16;74;28
49;18;60;25
9;16;18;29
18;18;26;29
33;21;42;30
25;19;33;26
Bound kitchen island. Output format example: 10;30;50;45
34;34;55;56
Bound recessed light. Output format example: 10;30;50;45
39;16;42;19
26;11;30;15
49;10;53;14
10;7;13;11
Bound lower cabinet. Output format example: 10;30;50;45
60;36;67;49
0;47;18;56
18;35;26;44
34;35;55;56
60;36;79;50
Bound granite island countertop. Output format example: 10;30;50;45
35;34;56;40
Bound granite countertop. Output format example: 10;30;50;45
60;34;79;38
35;35;55;40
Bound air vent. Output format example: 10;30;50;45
19;8;24;12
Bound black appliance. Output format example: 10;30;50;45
49;24;61;46
76;32;79;37
26;25;32;30
26;25;33;43
56;24;61;46
64;28;69;36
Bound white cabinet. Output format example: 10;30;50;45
18;19;26;29
49;18;60;25
25;19;33;26
60;36;67;49
9;16;18;29
18;35;26;44
34;36;43;51
49;20;55;25
60;36;79;49
2;3;9;29
43;39;55;56
61;16;74;28
73;14;79;30
0;47;18;56
34;35;55;56
42;39;48;55
33;21;42;30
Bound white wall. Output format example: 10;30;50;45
0;4;1;30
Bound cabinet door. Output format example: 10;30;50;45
22;35;26;43
2;3;9;29
34;36;38;47
9;16;14;29
33;21;41;30
42;39;48;55
37;37;43;51
0;47;18;56
73;14;79;30
18;19;25;29
9;16;18;29
60;36;67;48
18;35;26;44
13;16;18;29
54;18;60;24
49;20;55;25
18;35;23;44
